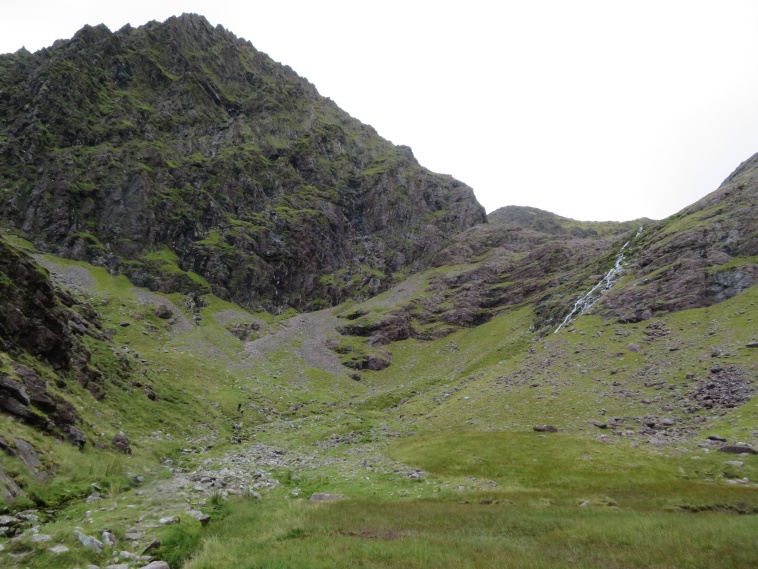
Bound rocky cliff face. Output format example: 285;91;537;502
333;158;758;348
0;238;124;447
595;154;758;322
0;14;485;312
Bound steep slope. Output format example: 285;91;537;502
0;193;756;568
0;236;124;447
0;14;485;312
330;206;648;357
595;154;758;322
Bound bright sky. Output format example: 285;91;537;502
3;1;758;221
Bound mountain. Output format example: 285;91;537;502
0;14;485;312
1;14;758;569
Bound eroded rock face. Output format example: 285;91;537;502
0;14;485;312
0;238;124;448
596;154;758;321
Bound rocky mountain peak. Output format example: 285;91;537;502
0;15;485;312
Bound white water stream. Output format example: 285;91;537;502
554;227;643;333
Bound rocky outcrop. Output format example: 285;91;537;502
595;155;758;321
0;237;125;443
336;208;643;344
0;14;485;312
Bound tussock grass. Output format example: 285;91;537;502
186;496;758;569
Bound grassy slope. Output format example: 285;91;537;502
2;245;757;568
183;274;758;568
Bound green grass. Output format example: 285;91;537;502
184;438;758;569
3;242;758;568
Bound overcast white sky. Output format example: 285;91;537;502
3;1;758;221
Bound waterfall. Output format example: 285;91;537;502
554;227;643;333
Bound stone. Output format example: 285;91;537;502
105;564;130;569
533;425;558;433
139;562;171;569
0;375;30;405
125;530;145;541
75;529;104;553
0;515;22;527
15;439;42;475
0;463;24;505
113;434;132;454
154;304;173;319
718;445;757;455
592;421;607;429
66;425;87;449
725;461;745;467
30;533;53;542
16;510;39;522
159;515;180;525
0;392;31;417
48;545;69;554
86;492;102;503
707;434;727;442
102;530;118;547
310;492;346;502
187;509;211;526
141;538;161;554
747;342;758;348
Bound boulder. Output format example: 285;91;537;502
718;445;757;455
15;439;42;476
66;425;87;449
102;530;118;547
154;305;173;319
74;529;104;553
0;515;22;528
533;425;558;433
0;374;30;405
113;434;132;454
139;562;170;569
141;538;161;554
187;509;211;526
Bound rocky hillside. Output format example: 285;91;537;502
330;158;758;356
0;236;129;456
1;14;757;569
0;14;484;312
595;154;758;322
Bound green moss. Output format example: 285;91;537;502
142;247;180;263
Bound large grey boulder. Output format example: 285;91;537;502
74;529;104;553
